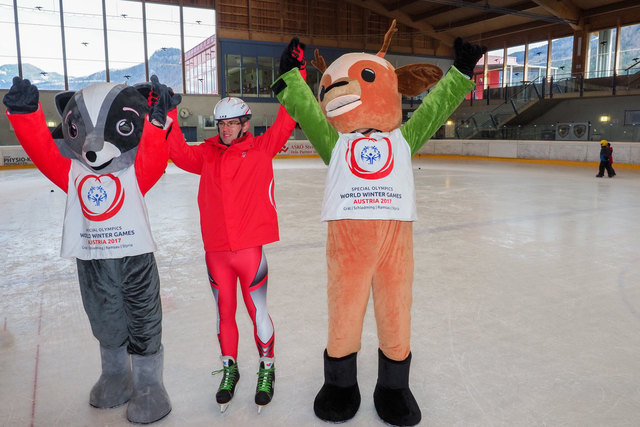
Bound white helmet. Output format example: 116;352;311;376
214;97;252;121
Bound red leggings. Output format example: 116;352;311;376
205;246;274;359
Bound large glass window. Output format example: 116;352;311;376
618;23;640;76
63;0;106;89
105;0;145;86
486;48;504;88
550;36;573;79
0;0;18;89
506;45;525;86
587;29;616;78
16;0;65;90
183;7;216;94
226;54;241;96
242;56;257;97
145;3;182;92
258;56;274;97
527;41;548;82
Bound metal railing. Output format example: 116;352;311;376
450;66;640;142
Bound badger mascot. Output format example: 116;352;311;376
272;22;486;426
3;75;180;424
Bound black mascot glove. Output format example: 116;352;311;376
3;76;39;114
279;37;307;81
148;74;181;127
453;37;487;78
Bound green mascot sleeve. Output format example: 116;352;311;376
272;69;338;165
401;66;475;156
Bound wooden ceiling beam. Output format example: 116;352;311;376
430;1;540;32
411;5;459;22
343;0;455;46
385;0;420;13
532;0;581;30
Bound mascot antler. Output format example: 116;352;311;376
311;49;327;73
377;19;397;57
311;19;397;72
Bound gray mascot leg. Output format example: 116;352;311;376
90;344;133;408
126;345;171;423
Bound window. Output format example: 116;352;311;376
226;54;241;96
16;0;65;90
527;41;548;82
242;56;257;97
258;56;274;97
506;45;525;86
183;6;217;94
0;0;18;89
550;36;573;79
486;48;505;88
586;28;616;78
618;23;640;75
145;3;181;92
105;0;145;85
63;0;106;89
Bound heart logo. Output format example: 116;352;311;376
76;173;125;221
346;136;394;180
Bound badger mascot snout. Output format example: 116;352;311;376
3;75;180;424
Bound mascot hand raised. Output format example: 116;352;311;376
279;37;307;81
3;76;39;114
148;74;182;127
453;37;487;77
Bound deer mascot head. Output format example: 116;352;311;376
312;20;443;134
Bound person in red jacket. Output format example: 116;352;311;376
167;38;306;414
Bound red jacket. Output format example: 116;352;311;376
168;106;295;252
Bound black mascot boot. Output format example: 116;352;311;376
373;349;421;426
313;349;361;422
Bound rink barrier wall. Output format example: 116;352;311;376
3;139;640;168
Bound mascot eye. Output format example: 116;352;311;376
361;68;375;83
67;120;79;139
319;85;326;102
117;119;134;136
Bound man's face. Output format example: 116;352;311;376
218;118;249;145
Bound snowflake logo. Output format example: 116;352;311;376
87;185;108;207
360;145;381;165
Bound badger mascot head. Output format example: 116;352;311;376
52;82;152;173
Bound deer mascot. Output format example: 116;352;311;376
272;21;486;426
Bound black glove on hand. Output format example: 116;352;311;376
148;75;181;127
279;37;306;78
3;76;39;114
453;37;487;78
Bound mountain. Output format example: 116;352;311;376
0;48;183;91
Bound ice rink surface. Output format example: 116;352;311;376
1;157;640;426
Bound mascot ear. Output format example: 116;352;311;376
396;64;443;97
54;91;75;117
134;82;152;100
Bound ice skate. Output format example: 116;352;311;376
255;357;275;413
213;356;239;413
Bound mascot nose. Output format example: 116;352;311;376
86;151;97;162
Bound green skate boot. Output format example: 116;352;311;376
212;356;240;413
255;357;275;413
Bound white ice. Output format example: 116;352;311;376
1;157;640;426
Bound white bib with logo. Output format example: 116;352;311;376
321;128;417;221
61;160;157;259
